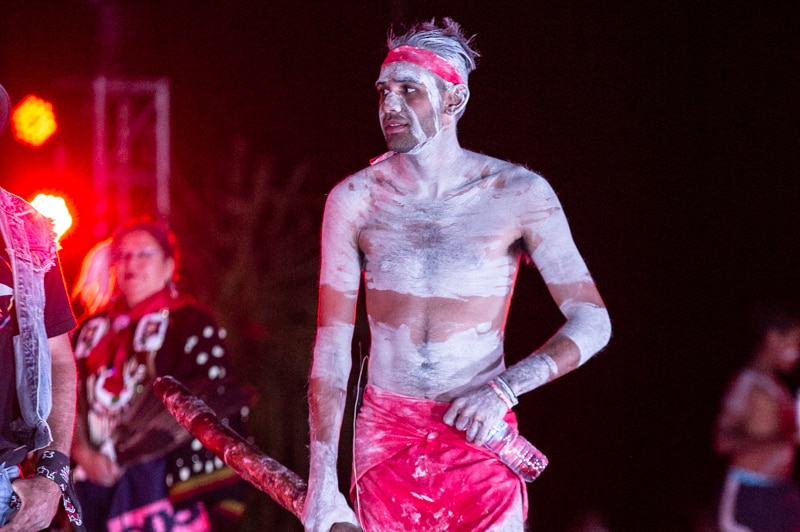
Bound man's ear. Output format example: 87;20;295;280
444;84;470;116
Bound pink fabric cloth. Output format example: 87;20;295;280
351;385;527;531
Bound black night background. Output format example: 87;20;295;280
1;1;798;530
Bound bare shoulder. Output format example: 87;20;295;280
332;163;396;193
465;151;554;196
724;369;783;407
326;168;375;208
324;167;393;225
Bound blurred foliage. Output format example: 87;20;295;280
171;135;324;530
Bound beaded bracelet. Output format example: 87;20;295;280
488;376;518;409
494;375;519;406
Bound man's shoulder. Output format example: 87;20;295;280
0;187;57;243
468;151;545;179
328;166;381;196
466;152;552;194
0;187;36;215
727;368;784;398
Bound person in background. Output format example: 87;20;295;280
0;83;83;531
71;218;252;531
714;299;800;531
303;18;611;532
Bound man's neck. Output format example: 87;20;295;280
390;132;469;200
751;355;784;377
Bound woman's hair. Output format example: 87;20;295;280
111;217;180;265
388;17;480;88
72;218;181;314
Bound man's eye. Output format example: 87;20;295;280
404;86;416;93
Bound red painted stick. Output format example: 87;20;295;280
153;375;306;517
153;375;359;531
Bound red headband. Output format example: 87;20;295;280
381;45;465;86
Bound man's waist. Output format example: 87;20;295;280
367;335;505;397
363;383;450;406
729;467;792;486
360;384;517;425
368;376;494;403
730;449;795;482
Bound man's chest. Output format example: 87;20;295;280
357;197;522;297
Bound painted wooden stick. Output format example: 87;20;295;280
153;375;360;532
153;375;306;516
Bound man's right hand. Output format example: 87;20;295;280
443;382;510;445
302;489;360;532
0;476;61;531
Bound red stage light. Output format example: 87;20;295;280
30;193;73;240
11;95;58;147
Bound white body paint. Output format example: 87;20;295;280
319;149;609;399
559;300;612;365
368;317;505;396
305;56;611;532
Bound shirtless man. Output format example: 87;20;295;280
715;303;800;531
303;18;611;532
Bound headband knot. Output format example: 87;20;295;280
381;45;465;86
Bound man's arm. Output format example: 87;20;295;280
445;176;611;444
2;333;77;532
44;333;77;455
303;184;362;532
505;177;611;388
501;281;609;395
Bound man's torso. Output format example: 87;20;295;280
346;154;555;400
724;368;797;478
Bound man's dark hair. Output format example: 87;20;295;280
746;295;800;351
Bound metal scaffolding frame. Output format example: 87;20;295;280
92;76;170;238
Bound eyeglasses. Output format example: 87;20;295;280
112;247;162;263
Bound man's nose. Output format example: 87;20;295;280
382;92;403;112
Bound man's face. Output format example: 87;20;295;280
376;62;445;153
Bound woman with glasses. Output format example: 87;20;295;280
71;219;252;531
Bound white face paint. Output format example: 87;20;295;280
376;62;445;154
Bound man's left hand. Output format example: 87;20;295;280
0;476;61;531
443;384;509;445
